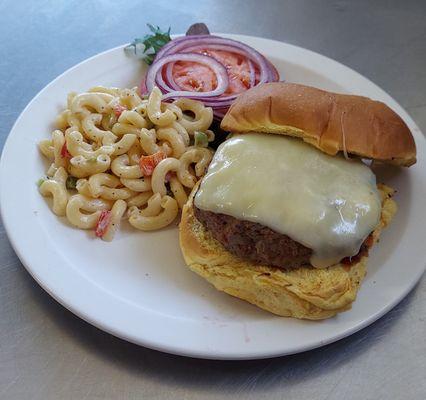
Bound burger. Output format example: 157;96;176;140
179;82;416;320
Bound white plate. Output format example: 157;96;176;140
0;34;425;360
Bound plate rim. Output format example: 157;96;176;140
1;33;425;360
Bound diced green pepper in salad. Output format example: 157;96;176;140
194;131;209;147
36;178;46;187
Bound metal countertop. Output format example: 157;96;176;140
0;1;425;399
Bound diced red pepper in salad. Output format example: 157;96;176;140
95;210;112;238
139;151;167;176
60;142;71;159
113;104;127;117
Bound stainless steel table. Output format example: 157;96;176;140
1;1;425;399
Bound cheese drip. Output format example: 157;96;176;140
194;133;381;268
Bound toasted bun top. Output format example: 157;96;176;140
221;82;416;166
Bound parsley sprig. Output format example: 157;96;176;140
124;24;171;65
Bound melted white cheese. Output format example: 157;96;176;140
194;133;381;268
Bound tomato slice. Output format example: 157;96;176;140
95;210;112;237
139;151;167;176
169;49;258;96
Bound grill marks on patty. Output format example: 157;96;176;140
194;206;371;269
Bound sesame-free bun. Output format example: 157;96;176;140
221;82;416;167
179;184;396;320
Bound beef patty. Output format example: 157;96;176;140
194;206;370;269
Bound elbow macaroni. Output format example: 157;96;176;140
37;86;215;240
88;173;135;200
156;127;186;158
128;195;179;231
82;113;111;142
69;154;111;178
151;158;181;196
172;98;213;134
177;147;213;188
66;194;112;229
147;87;176;127
111;154;143;179
39;167;69;216
110;134;137;156
65;130;114;158
101;199;127;241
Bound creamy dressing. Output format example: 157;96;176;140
194;133;381;268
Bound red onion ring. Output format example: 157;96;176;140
163;46;261;102
143;35;280;118
164;62;180;91
155;34;214;59
165;41;270;85
248;60;256;86
213;108;229;119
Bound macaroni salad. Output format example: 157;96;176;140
38;86;214;240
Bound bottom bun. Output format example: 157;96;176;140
179;184;397;320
